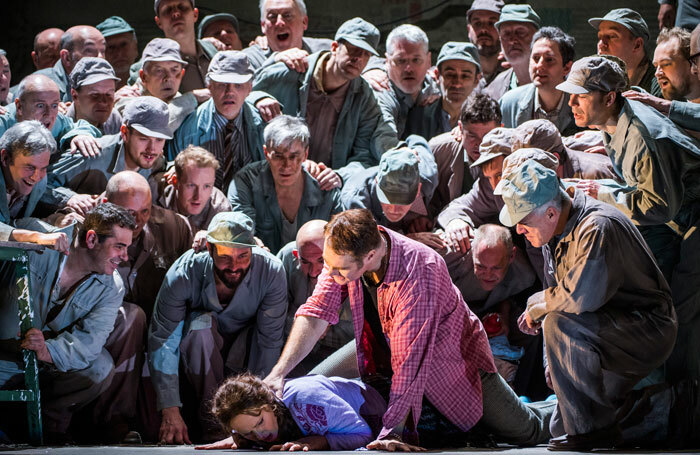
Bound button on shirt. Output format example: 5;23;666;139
296;228;496;439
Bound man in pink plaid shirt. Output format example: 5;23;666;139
265;209;552;450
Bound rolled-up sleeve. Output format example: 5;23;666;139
147;261;192;410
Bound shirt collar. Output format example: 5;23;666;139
533;88;566;116
312;51;332;95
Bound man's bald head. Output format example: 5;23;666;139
16;74;59;102
296;219;327;279
60;26;106;74
471;224;515;291
14;75;61;130
33;28;63;70
691;24;700;61
296;219;327;249
106;171;152;200
106;171;152;238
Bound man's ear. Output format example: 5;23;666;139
0;149;9;168
155;16;163;31
292;249;299;259
510;246;516;264
59;49;71;68
85;229;98;249
605;91;617;108
562;60;573;77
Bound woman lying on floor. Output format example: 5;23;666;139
195;373;389;451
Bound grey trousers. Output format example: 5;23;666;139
308;339;554;446
309;340;359;378
480;369;554;445
180;313;254;434
93;302;147;426
544;309;676;437
41;349;115;433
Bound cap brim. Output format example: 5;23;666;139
376;185;416;206
130;123;172;140
555;80;589;94
208;73;253;84
144;56;188;65
498;204;528;227
437;57;480;72
470;151;504;168
588;18;603;29
342;37;379;56
78;74;121;88
206;237;257;248
102;28;136;38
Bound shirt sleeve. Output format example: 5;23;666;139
531;217;622;320
249;258;288;376
437;177;500;229
147;261;191;410
669;100;700;132
226;167;258;224
597;135;683;225
295;267;347;325
45;274;124;372
287;392;372;450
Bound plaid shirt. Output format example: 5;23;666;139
297;228;496;439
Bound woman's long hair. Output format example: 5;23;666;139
211;373;303;448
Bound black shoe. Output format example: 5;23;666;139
547;426;621;451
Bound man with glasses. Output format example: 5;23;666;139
228;115;343;254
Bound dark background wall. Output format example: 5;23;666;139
1;0;661;84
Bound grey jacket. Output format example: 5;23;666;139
251;51;385;182
148;248;288;409
0;227;124;383
228;160;344;254
499;83;580;136
530;189;674;320
44;134;152;210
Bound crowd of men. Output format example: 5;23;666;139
0;0;699;450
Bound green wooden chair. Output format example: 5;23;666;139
0;241;44;445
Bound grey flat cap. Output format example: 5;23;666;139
207;212;257;248
335;17;380;56
376;146;421;205
437;41;481;72
467;0;505;21
69;57;120;89
588;8;649;43
96;16;135;38
494;158;563;226
495;4;541;30
142;38;187;65
122;96;172;139
207;51;253;84
512;119;565;156
556;55;628;94
501;147;559;178
471;127;515;168
198;13;240;39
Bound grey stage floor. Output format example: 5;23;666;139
2;446;700;454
